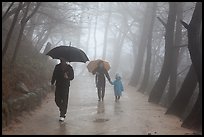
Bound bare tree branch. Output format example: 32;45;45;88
174;44;188;48
25;2;41;23
180;20;189;29
2;2;14;21
157;16;167;28
2;2;27;23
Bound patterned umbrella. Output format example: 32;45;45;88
87;59;110;73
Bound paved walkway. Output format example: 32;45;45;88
2;75;194;135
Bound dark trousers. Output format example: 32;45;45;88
55;86;69;117
97;86;105;100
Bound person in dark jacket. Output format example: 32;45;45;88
92;61;112;101
51;57;74;122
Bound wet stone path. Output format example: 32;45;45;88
2;75;194;135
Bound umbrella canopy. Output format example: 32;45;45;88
87;59;110;73
46;46;89;63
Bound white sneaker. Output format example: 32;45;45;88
59;117;65;122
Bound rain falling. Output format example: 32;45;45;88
2;2;202;135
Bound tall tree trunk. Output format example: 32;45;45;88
111;15;129;74
36;30;51;52
11;2;31;65
181;85;201;130
2;2;27;24
138;2;157;92
93;3;99;59
148;2;177;104
129;3;154;87
181;2;202;85
2;2;22;60
85;16;91;53
111;30;122;73
26;14;37;41
166;2;183;106
11;2;40;65
180;2;202;130
166;65;198;117
102;2;112;60
144;30;164;94
76;3;85;48
2;2;14;22
34;29;47;48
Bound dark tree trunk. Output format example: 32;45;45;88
85;16;91;54
111;14;130;74
36;30;51;52
11;23;26;64
93;3;98;59
2;2;14;22
11;2;31;65
129;3;153;87
34;30;46;47
146;31;164;94
166;2;183;106
166;65;198;117
181;88;202;130
148;2;177;103
138;2;157;92
2;2;22;60
180;2;202;130
76;3;85;48
181;2;202;85
2;2;27;23
111;30;122;73
11;2;40;65
102;2;112;60
26;14;37;41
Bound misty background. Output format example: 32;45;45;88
2;2;202;131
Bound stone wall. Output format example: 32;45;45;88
2;84;52;128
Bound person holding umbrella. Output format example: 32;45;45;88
47;44;89;122
51;57;74;122
92;60;112;101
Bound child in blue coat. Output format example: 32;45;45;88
111;73;124;101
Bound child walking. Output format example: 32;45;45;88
111;73;124;102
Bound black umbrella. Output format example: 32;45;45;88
46;46;89;63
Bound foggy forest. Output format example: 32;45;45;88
2;2;202;135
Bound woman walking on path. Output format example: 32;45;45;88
92;61;112;101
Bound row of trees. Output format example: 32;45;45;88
2;2;201;130
2;2;82;65
87;2;201;130
141;2;201;130
100;2;201;130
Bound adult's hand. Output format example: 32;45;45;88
109;80;113;85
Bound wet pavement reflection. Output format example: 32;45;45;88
2;76;195;135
